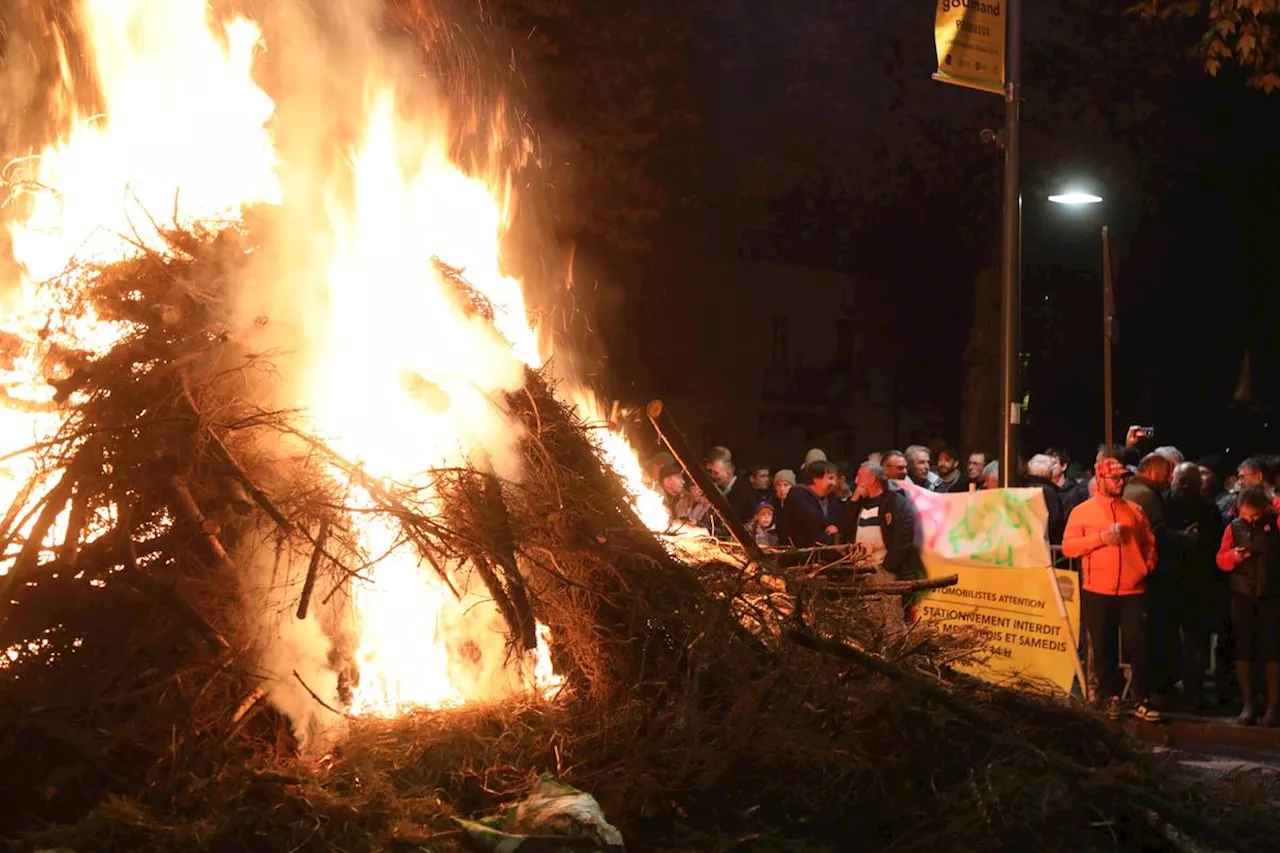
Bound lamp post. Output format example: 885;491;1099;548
998;0;1023;488
1047;190;1113;457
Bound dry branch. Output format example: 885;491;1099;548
786;628;1248;852
295;518;329;621
168;475;229;564
0;472;72;599
811;574;961;597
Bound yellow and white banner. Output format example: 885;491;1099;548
917;562;1082;694
900;481;1051;568
934;0;1006;95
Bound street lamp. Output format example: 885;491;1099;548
1047;191;1102;206
1048;188;1116;457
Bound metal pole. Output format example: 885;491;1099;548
998;0;1022;487
1102;226;1115;458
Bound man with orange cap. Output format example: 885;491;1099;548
1062;457;1160;722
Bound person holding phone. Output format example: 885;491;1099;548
1216;486;1280;726
1062;456;1160;722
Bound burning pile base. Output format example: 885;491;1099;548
3;227;1280;852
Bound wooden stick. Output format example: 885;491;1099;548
292;669;348;718
295;518;329;621
178;375;293;532
0;476;37;546
231;684;267;723
57;488;89;568
807;574;960;597
647;399;768;566
223;478;253;515
773;544;861;568
169;475;229;563
0;473;72;599
204;426;294;532
480;472;537;651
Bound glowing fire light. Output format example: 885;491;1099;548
568;391;670;531
2;0;281;580
0;0;674;717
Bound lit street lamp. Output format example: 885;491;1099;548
1047;191;1102;206
1048;189;1116;457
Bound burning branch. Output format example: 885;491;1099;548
295;519;330;621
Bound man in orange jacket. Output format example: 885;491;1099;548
1062;457;1161;721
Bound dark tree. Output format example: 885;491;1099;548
1135;0;1280;91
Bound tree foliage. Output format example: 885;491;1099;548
1135;0;1280;91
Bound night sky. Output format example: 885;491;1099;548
517;0;1280;468
3;0;1277;468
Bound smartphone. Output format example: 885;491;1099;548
1140;427;1155;439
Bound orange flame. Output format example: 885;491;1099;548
0;0;721;717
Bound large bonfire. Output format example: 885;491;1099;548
1;1;1278;851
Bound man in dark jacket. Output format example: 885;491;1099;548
1025;454;1066;546
1124;452;1188;695
1166;462;1226;708
781;461;842;547
839;461;924;635
704;446;759;536
839;461;924;582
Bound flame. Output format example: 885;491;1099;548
568;391;670;531
7;0;279;283
0;0;680;716
308;87;549;715
1;0;280;580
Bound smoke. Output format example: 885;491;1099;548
236;532;348;752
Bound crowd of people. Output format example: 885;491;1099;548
643;428;1280;726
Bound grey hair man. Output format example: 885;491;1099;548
1026;454;1055;479
905;445;943;491
840;460;925;637
703;446;757;531
1024;454;1065;545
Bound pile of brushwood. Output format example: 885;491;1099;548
2;222;1280;853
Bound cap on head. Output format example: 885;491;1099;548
659;462;684;480
803;448;827;466
773;469;797;486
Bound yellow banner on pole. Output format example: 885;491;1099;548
917;562;1082;694
934;0;1006;95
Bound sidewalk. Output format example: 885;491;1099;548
1125;710;1280;751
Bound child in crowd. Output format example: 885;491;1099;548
746;499;779;547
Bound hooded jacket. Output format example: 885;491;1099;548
1061;494;1157;595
